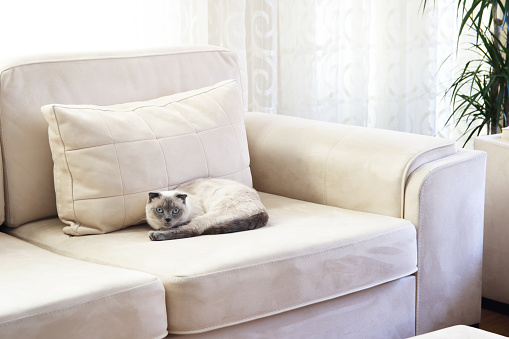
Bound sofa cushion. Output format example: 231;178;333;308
0;45;242;228
41;79;251;236
5;193;418;334
0;232;167;339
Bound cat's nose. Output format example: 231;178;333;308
165;217;171;222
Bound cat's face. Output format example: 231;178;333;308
146;191;188;230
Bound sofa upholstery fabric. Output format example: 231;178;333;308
412;325;507;338
246;111;485;334
0;45;487;338
0;232;168;339
0;45;242;227
178;276;416;339
41;79;250;235
404;149;486;334
5;192;418;334
245;112;456;218
474;135;509;304
0;141;3;225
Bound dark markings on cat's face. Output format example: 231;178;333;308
176;193;187;204
147;192;188;229
148;192;161;203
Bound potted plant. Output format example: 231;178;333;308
423;0;509;145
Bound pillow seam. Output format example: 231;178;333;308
204;91;245;178
168;103;210;178
53;108;81;231
49;79;237;114
94;112;127;228
132;111;170;190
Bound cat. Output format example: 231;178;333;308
146;178;269;241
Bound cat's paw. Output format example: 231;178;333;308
149;228;195;240
148;230;166;241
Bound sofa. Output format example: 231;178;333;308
0;45;486;338
475;132;509;309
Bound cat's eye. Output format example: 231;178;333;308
172;208;180;214
156;208;163;213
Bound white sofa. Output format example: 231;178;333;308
475;133;509;309
0;45;486;338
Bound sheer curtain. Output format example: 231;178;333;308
201;0;458;138
0;0;458;138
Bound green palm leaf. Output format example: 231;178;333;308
423;0;509;144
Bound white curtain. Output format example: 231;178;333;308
0;0;458;138
181;0;459;138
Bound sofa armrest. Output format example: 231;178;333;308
0;139;4;225
245;112;456;218
404;149;486;334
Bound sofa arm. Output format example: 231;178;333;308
0;139;4;225
404;149;486;334
474;135;509;305
245;112;456;218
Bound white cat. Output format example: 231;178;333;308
146;178;268;241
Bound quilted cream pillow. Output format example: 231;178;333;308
42;80;252;235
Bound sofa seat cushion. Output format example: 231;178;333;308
5;193;418;334
0;232;167;339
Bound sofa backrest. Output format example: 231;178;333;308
0;45;242;227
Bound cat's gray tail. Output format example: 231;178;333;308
202;211;269;235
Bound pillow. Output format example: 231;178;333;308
42;80;252;235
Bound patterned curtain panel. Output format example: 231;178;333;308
204;0;458;137
0;0;458;138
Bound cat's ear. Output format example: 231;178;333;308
176;193;187;204
148;192;161;203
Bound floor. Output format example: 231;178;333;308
480;308;509;337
